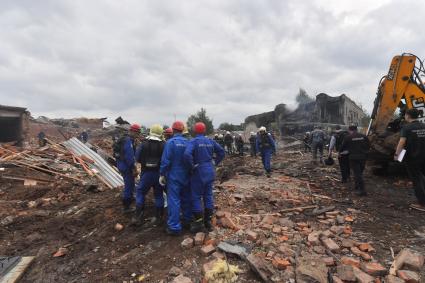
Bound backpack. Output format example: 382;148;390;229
259;133;271;149
335;131;348;151
312;130;324;144
112;136;127;160
138;139;164;170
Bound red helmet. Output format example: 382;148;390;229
164;127;173;135
172;121;185;132
194;122;206;134
130;123;141;132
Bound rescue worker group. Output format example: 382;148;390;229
112;107;425;236
113;121;276;236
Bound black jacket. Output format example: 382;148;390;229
340;132;370;160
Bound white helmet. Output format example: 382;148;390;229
250;132;255;135
226;131;230;135
218;134;223;138
259;126;266;132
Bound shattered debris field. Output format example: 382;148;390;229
1;149;425;282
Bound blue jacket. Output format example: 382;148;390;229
160;134;190;182
256;133;276;153
184;135;225;183
117;136;135;172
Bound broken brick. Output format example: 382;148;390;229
341;239;355;248
313;246;326;255
351;246;371;261
396;270;420;283
220;215;238;230
278;245;296;257
246;230;258;241
307;231;321;245
361;262;387;277
266;251;275;258
330;225;345;235
200;244;215;256
212;251;225;260
398;249;424;271
278;235;289;242
353;266;375;283
358;243;376;253
181;238;194;249
341;256;361;268
385;275;405;283
171;274;192;283
261;215;276;225
272;257;291;270
194;232;206;246
337;265;356;282
272;226;281;234
343;226;353;235
215;210;227;218
321;238;340;253
322;257;335;266
202;259;217;275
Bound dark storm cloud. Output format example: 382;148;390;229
0;0;424;126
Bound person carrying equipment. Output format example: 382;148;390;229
132;124;166;226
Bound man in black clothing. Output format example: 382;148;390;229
235;134;244;156
249;132;257;157
340;125;370;196
329;126;350;183
395;108;425;205
224;132;234;155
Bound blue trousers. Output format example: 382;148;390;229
260;149;272;173
135;170;164;208
120;170;135;204
167;178;190;232
191;166;215;214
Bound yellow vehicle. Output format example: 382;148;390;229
367;53;425;166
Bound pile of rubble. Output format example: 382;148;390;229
0;138;123;190
172;158;424;282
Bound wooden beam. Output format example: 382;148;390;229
0;256;35;283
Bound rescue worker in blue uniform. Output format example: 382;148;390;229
131;124;165;226
159;121;191;235
256;126;276;177
184;122;225;233
115;124;140;213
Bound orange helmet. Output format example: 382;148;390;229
172;121;185;132
130;124;141;132
194;122;206;134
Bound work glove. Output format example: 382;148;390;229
132;167;138;177
159;175;167;186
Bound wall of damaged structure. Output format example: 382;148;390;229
0;105;29;145
244;93;367;136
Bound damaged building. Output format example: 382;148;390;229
0;104;29;145
245;93;367;135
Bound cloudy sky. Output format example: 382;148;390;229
0;0;424;127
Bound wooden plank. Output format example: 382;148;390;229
0;256;35;283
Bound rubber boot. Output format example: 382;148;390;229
190;213;205;233
204;209;214;232
151;207;164;226
130;205;144;226
122;199;133;214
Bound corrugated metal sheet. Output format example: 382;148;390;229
63;137;124;188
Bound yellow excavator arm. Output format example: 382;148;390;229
367;54;425;160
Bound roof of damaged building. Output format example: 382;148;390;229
0;104;27;113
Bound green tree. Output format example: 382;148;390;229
187;108;214;135
296;88;314;105
218;122;243;131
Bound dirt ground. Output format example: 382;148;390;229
1;150;424;282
